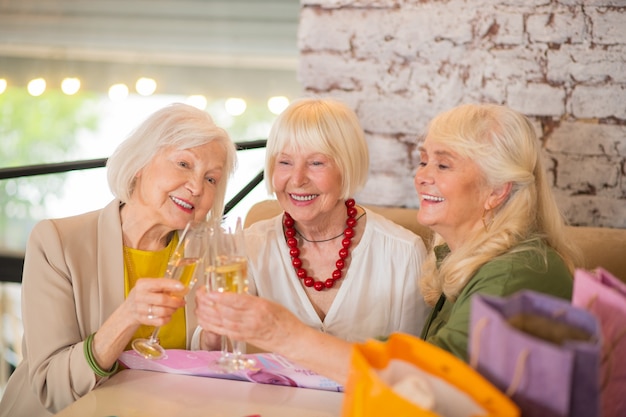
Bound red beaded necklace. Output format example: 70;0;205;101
283;198;359;291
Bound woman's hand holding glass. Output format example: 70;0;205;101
132;220;208;359
196;288;307;353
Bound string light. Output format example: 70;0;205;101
27;78;46;96
186;95;208;110
224;97;246;116
267;96;289;115
135;77;157;96
61;77;81;95
108;83;129;102
7;72;290;115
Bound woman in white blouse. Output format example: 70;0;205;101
195;97;429;381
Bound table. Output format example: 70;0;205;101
55;369;344;417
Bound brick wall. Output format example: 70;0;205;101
298;0;626;228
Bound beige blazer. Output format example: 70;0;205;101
0;200;197;416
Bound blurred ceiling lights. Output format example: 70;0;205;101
0;74;291;115
0;0;302;105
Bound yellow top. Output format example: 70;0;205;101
123;233;187;350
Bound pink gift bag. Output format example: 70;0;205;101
573;268;626;417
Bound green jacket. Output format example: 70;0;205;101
420;240;573;362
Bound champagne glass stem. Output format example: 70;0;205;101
147;326;161;345
232;339;245;357
220;334;228;355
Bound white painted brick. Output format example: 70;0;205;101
344;7;475;61
571;85;626;119
588;8;626;44
546;122;626;156
527;10;586;44
364;61;414;96
552;154;622;197
558;0;625;6
298;54;364;91
501;0;550;6
507;83;565;116
298;9;354;52
558;194;626;228
485;12;525;45
357;174;420;208
350;10;413;61
547;45;626;83
466;79;507;104
358;96;434;135
367;134;413;169
395;7;474;45
489;46;547;81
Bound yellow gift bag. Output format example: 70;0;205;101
341;333;519;417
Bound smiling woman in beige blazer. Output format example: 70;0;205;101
0;103;237;417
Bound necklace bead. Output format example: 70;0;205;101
283;198;359;291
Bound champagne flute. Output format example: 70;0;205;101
132;220;208;360
208;217;256;372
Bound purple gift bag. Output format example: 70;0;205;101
469;290;601;417
573;268;626;417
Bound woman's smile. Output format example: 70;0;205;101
170;195;194;212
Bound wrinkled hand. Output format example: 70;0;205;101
125;278;186;326
195;286;304;353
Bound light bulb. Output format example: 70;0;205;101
186;95;208;110
27;78;46;96
61;77;81;95
268;96;289;115
108;83;129;102
225;97;247;116
136;77;157;96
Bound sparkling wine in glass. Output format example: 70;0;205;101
132;220;208;359
208;217;256;372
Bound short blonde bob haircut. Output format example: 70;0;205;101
265;97;369;200
106;103;237;220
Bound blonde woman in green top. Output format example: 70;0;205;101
415;103;581;359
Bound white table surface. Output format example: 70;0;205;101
54;369;344;417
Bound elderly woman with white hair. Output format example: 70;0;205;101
195;97;429;379
0;103;237;417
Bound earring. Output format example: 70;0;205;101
482;209;493;232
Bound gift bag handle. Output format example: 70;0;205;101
470;317;530;397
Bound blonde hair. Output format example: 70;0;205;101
106;103;237;220
265;97;369;199
419;103;581;306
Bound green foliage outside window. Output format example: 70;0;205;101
0;89;100;251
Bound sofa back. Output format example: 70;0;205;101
244;199;626;282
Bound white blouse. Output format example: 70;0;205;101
245;208;430;342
